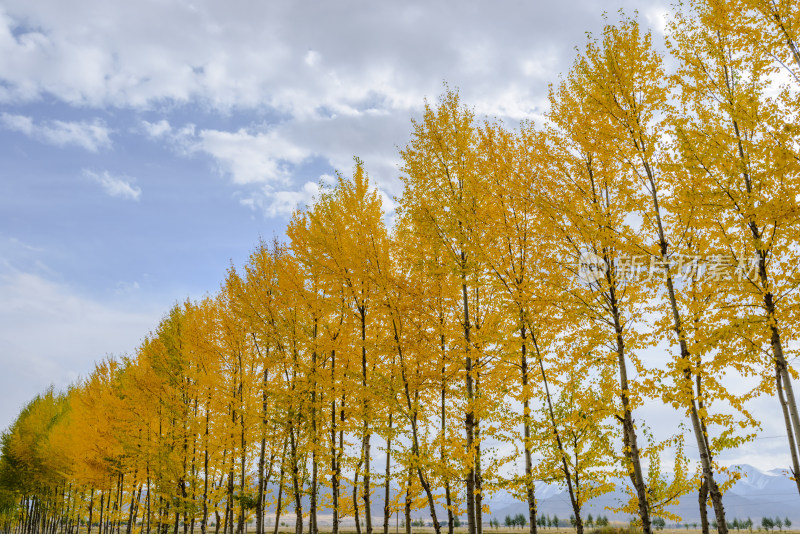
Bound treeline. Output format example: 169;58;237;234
490;514;612;529
2;1;800;534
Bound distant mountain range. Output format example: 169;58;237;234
486;465;799;525
261;465;799;527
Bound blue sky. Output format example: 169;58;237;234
1;0;793;473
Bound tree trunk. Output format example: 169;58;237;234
289;428;303;534
339;393;346;531
605;267;651;534
520;322;537;534
403;472;412;534
461;276;477;534
88;490;95;534
440;350;454;534
776;371;800;494
272;463;285;534
202;398;210;534
637;149;727;534
392;319;441;534
760;272;800;483
662;261;728;533
360;308;373;534
330;349;340;534
353;466;362;534
126;486;138;534
383;414;392;534
225;464;233;534
238;352;247;534
726;76;800;496
99;492;105;534
474;411;483;534
310;328;318;534
115;474;125;534
532;334;582;534
146;470;151;534
257;365;269;534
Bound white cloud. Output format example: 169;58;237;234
645;6;670;35
0;270;159;431
241;180;321;217
144;115;405;217
0;0;655;114
0;112;111;151
0;111;34;133
84;169;142;200
143;119;311;186
304;50;321;67
115;280;141;295
4;237;43;254
141;119;171;139
197;128;310;185
0;0;666;224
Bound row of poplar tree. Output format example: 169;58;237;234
2;1;800;534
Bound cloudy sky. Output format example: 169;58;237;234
0;0;792;474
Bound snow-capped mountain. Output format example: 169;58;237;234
727;464;798;497
484;465;799;524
